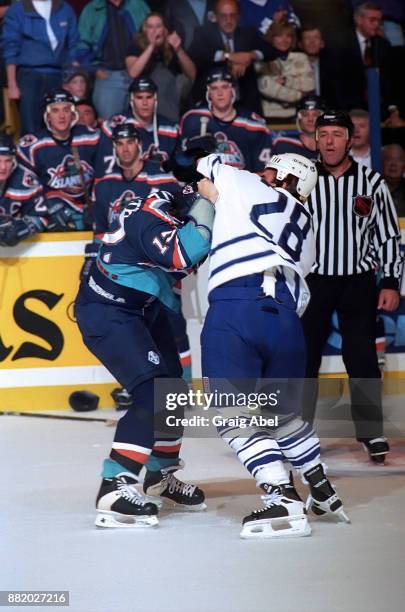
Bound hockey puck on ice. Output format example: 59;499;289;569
69;390;100;412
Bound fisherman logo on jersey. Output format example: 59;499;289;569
214;132;244;168
108;190;139;225
353;195;373;218
47;155;93;195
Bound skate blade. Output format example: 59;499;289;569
159;499;207;512
240;515;311;540
95;511;159;529
306;496;351;524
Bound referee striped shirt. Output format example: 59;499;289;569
307;160;402;285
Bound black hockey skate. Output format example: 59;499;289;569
95;472;159;528
241;475;311;539
360;437;389;464
302;463;350;523
143;461;206;511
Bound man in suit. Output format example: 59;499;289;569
188;0;277;113
165;0;216;51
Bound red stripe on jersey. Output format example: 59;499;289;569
232;120;268;133
152;443;182;454
114;448;150;464
158;129;178;138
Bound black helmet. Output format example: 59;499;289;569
42;88;75;111
111;123;140;142
128;77;157;94
206;67;235;86
162;134;217;183
0;133;16;156
316;110;354;138
297;94;326;112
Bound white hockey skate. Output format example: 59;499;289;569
95;472;159;528
143;461;207;511
240;477;311;540
302;463;350;524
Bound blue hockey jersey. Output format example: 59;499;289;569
272;135;318;163
179;106;273;172
95;191;211;311
96;114;179;176
92;161;179;237
17;126;100;214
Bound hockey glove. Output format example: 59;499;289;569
0;214;39;247
47;202;77;232
80;242;100;282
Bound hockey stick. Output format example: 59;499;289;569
0;410;115;423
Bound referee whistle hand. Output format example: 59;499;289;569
378;289;400;312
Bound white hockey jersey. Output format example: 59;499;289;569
197;154;316;315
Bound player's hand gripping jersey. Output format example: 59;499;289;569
197;154;315;315
95;190;213;311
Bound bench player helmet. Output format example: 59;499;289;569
265;153;318;202
42;88;79;131
0;133;16;157
206;67;236;106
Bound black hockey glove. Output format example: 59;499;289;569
47;202;77;232
171;183;201;221
80;242;100;282
0;214;38;247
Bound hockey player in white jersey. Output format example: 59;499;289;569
198;152;349;539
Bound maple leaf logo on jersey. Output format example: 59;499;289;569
47;155;94;196
353;195;373;218
108;190;139;224
214;132;245;168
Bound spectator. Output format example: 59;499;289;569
179;67;273;172
2;0;79;134
0;133;47;246
256;21;314;120
382;143;405;216
76;99;99;129
272;94;325;161
125;13;196;122
297;25;342;108
63;67;90;101
336;2;396;112
165;0;216;51
350;0;405;47
76;0;150;119
17;89;99;231
239;0;300;36
350;108;372;167
188;0;278;113
96;76;179;176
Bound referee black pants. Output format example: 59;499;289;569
301;270;383;440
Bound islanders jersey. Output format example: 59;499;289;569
197;154;316;315
96;114;179;176
17;125;99;214
96;191;211;311
180;106;272;172
0;164;47;232
92;161;179;237
272;134;318;163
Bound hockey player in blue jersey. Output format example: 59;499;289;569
272;94;325;162
96;77;179;176
17;89;100;231
0;134;48;246
197;152;349;538
180;67;273;172
75;184;215;528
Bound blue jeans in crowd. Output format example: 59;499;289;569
92;70;131;120
17;68;62;135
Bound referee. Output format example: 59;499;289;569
302;110;402;464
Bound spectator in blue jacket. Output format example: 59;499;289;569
76;0;150;120
238;0;300;36
2;0;79;135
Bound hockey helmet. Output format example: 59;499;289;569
315;110;354;139
297;94;326;113
111;123;141;142
128;77;158;94
265;153;318;201
206;67;235;86
0;133;16;157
